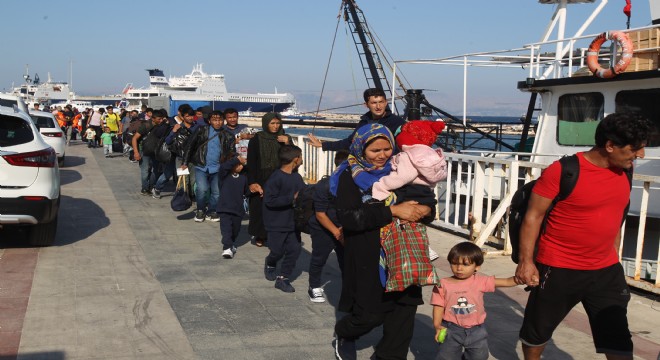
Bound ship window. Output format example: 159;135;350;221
615;89;660;147
557;92;604;146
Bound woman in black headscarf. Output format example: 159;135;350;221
247;112;292;247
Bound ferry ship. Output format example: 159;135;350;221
11;71;71;104
123;64;295;113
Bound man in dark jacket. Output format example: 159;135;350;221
181;111;234;222
307;88;406;151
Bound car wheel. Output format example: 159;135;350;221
27;215;58;246
58;155;65;167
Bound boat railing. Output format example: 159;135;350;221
391;24;660;120
294;136;660;293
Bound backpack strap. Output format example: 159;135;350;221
621;166;633;225
540;154;580;235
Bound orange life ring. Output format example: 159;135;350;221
586;30;633;79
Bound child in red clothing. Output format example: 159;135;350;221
431;242;521;360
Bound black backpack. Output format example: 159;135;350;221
294;184;317;234
508;155;580;263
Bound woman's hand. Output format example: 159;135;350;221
390;201;431;223
277;135;289;144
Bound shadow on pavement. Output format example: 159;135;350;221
54;195;110;246
59;169;83;186
61;155;85;168
0;351;66;360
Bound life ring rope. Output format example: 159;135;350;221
586;30;634;79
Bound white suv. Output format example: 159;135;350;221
0;106;60;246
29;110;66;166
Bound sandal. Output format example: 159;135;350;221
255;238;264;247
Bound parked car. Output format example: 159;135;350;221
0;106;60;246
29;110;66;166
0;92;29;113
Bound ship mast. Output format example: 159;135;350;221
341;0;390;94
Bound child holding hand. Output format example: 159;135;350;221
431;242;522;360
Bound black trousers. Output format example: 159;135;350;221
308;226;344;289
248;195;267;239
265;231;301;278
335;302;418;360
219;213;242;250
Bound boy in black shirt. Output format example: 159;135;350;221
263;145;306;293
217;154;249;259
307;150;349;303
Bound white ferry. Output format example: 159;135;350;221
123;64;295;113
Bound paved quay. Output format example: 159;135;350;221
1;141;659;360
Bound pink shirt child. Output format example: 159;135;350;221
431;274;495;328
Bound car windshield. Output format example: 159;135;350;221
0;115;34;147
30;115;56;129
0;99;18;108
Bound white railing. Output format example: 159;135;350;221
294;136;660;293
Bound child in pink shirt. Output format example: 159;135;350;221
431;242;521;360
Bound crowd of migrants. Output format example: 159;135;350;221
37;86;651;360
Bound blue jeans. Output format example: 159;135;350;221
139;154;156;191
194;168;219;212
436;321;489;360
154;158;176;191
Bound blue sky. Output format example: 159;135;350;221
1;0;653;115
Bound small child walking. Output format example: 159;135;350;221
262;145;306;293
99;127;114;157
217;154;249;259
431;242;521;360
84;127;97;148
306;150;349;303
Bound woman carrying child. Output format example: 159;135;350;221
331;123;433;360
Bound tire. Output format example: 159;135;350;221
58;156;65;167
28;215;58;246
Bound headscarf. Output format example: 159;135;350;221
255;112;288;169
329;123;395;197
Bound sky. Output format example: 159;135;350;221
1;0;654;116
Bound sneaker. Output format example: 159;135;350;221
194;210;205;222
222;247;236;259
140;189;150;196
308;287;326;303
274;277;295;293
334;335;357;360
264;260;277;281
206;212;220;222
429;248;439;261
152;188;161;199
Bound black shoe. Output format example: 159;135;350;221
264;259;277;281
194;210;205;222
334;336;357;360
274;277;295;293
140;189;150;196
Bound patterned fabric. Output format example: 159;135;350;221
380;221;439;292
329;123;395;196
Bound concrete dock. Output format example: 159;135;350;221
1;142;658;360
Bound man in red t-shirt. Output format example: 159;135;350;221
515;113;654;360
